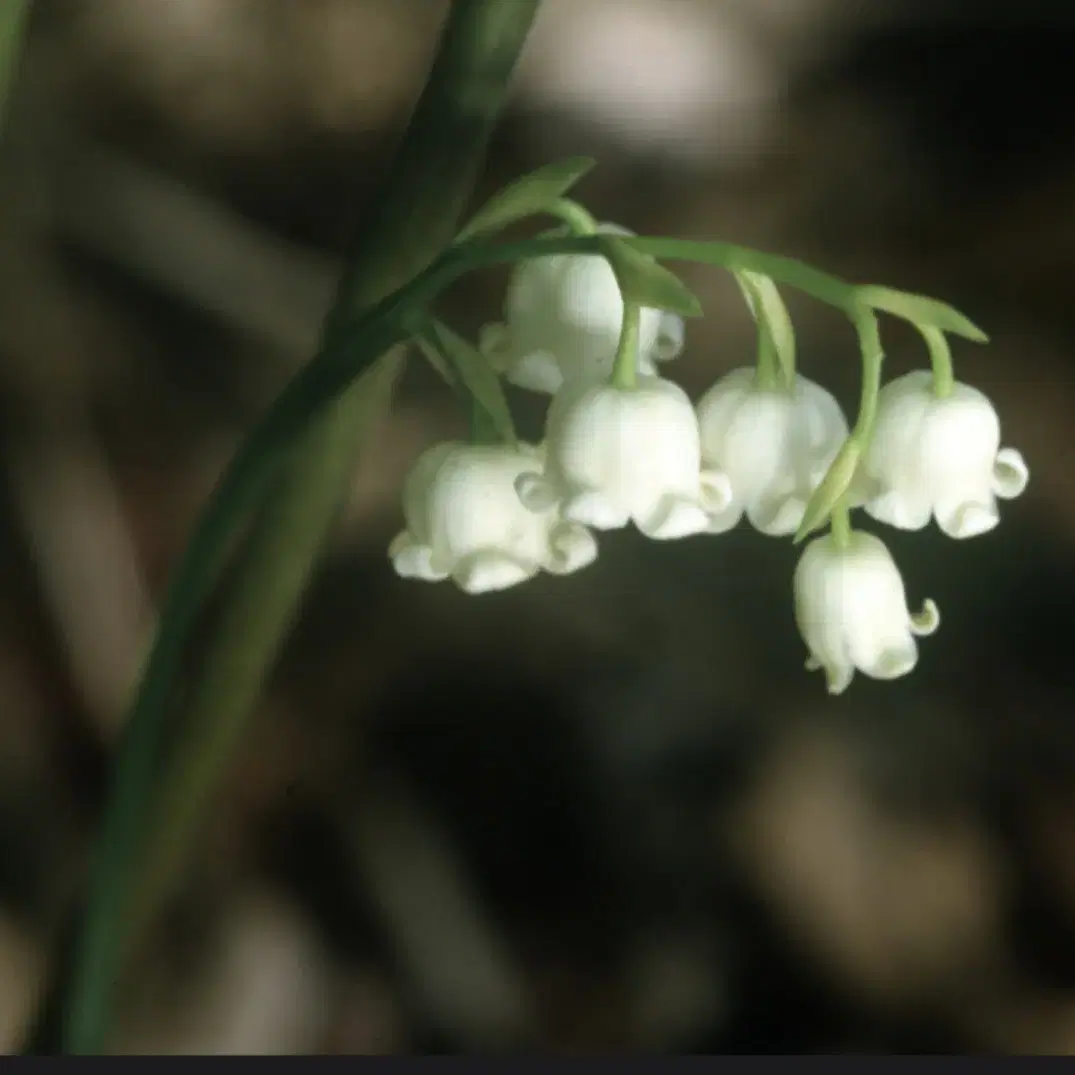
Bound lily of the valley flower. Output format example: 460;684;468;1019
479;223;685;395
516;376;732;540
696;367;849;536
389;441;597;594
794;529;939;695
856;370;1029;539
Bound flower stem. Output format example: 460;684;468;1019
829;500;853;549
920;325;955;398
546;197;598;236
849;306;884;447
611;301;642;391
753;336;780;391
52;0;541;1055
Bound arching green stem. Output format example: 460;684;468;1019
849;306;884;448
919;324;955;398
611;302;642;391
546;197;598;236
829;500;853;550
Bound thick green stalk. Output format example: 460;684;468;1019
59;0;541;1054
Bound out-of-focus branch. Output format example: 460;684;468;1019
338;775;535;1050
6;413;152;739
49;135;335;360
0;0;30;133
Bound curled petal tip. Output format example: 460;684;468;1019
871;647;918;681
515;472;558;512
944;501;998;539
750;494;807;538
390;539;447;582
563;490;631;531
454;552;534;595
699;469;734;515
638;496;711;540
824;664;854;695
546;521;598;575
653;313;686;361
994;447;1029;500
911;598;940;636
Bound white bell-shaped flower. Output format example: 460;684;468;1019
696;367;850;536
516;376;732;540
479;223;685;395
856;370;1029;539
389;441;598;594
794;529;940;695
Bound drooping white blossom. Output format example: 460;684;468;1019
794;529;939;695
855;370;1029;539
515;376;732;540
389;441;597;594
695;367;849;536
479;223;685;395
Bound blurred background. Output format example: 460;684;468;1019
1;0;1074;1054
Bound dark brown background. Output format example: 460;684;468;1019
0;0;1073;1053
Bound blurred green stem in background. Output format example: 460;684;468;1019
57;0;541;1054
0;0;30;131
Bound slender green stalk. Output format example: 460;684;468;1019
829;502;853;549
611;302;642;390
58;0;541;1054
752;332;780;391
0;0;29;132
920;324;955;398
546;197;598;235
849;306;884;446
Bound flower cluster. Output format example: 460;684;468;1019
388;220;1029;694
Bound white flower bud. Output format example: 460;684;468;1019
389;441;598;594
696;367;849;536
794;530;939;695
480;223;685;395
856;370;1029;539
516;376;732;540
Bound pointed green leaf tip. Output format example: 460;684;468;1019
429;321;517;445
456;156;598;242
856;286;988;343
793;439;862;544
599;236;703;319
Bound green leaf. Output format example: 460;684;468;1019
737;271;796;388
793;439;862;544
430;321;517;444
456;156;597;242
56;338;409;1055
855;285;988;343
598;236;703;318
629;237;856;313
